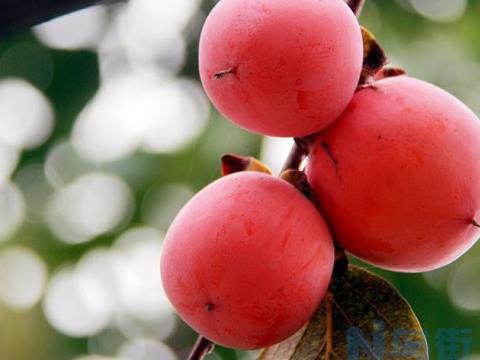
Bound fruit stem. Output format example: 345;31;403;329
280;136;316;173
472;219;480;228
188;336;215;360
281;142;306;173
347;0;366;16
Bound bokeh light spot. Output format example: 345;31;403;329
448;258;480;311
46;172;133;244
0;78;54;149
34;6;108;50
260;137;295;175
113;228;175;332
43;267;114;337
44;140;97;189
409;0;467;22
118;338;177;360
0;182;25;241
141;184;194;232
140;79;210;154
0;246;47;310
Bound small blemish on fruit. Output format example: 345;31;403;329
244;219;255;236
377;134;383;140
296;91;309;110
205;302;215;311
213;67;236;79
377;67;406;79
280;228;292;252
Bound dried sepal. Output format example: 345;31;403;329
280;169;316;200
346;0;366;16
359;26;388;86
221;154;272;176
375;67;407;80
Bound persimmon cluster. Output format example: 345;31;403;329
161;0;480;350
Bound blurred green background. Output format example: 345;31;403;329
0;0;479;359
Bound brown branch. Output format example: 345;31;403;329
188;336;215;360
281;142;306;173
280;136;316;173
0;0;122;35
347;0;366;16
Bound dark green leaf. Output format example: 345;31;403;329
258;265;428;360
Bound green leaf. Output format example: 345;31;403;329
258;265;428;360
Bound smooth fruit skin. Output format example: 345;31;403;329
199;0;363;137
161;172;334;349
307;76;480;272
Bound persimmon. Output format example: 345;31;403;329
161;172;334;349
307;76;480;272
199;0;363;137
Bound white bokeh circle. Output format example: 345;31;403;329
0;246;47;310
0;78;54;149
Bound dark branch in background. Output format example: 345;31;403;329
187;336;214;360
0;0;121;35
